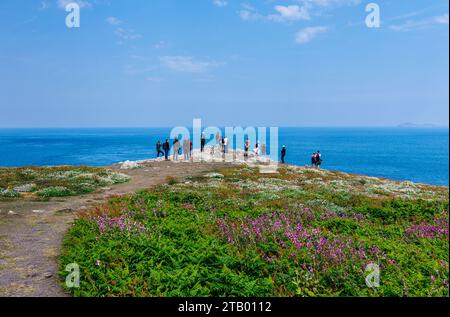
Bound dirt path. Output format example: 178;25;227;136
0;161;227;297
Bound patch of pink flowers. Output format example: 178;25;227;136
217;209;388;271
96;214;147;236
405;217;449;239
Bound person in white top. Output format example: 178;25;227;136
223;137;229;153
254;140;260;156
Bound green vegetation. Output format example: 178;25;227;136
60;165;449;297
0;166;130;199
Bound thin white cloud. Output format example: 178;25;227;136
153;41;168;49
160;56;221;73
292;0;362;21
56;0;92;9
434;13;449;25
114;27;142;40
299;0;361;8
239;4;262;21
105;17;142;43
295;26;328;43
240;4;310;22
213;0;228;7
390;13;449;32
268;5;310;22
106;16;122;26
239;10;261;21
386;9;430;23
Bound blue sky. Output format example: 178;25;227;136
0;0;448;128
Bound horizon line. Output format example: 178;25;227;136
0;125;449;130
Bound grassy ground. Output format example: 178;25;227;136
59;165;449;297
0;166;130;199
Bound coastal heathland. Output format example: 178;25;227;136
59;165;449;297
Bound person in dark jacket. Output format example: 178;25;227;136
281;145;286;164
201;133;206;153
315;151;323;168
311;152;317;166
162;139;170;160
156;141;164;158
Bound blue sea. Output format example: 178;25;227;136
0;128;448;186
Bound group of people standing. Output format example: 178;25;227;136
243;138;267;159
215;132;229;154
156;138;193;161
156;134;273;162
211;132;269;159
155;135;322;168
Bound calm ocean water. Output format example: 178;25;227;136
0;128;448;186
